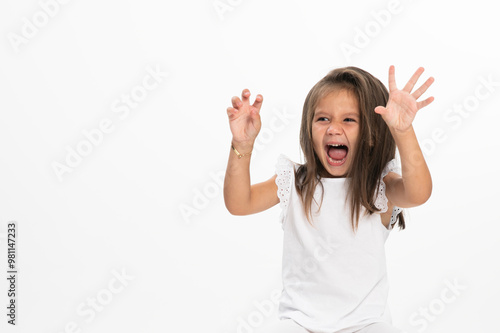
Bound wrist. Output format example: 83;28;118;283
231;140;254;158
389;125;414;137
231;139;254;151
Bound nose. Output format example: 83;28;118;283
327;122;343;135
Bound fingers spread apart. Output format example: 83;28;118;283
411;76;434;100
403;67;425;93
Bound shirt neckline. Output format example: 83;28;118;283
320;177;347;182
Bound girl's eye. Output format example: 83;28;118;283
317;117;328;121
344;118;356;122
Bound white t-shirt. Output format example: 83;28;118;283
275;154;403;333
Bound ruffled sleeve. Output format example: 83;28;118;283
375;158;403;229
275;154;294;228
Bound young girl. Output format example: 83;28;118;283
224;66;434;333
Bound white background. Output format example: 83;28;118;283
0;0;499;332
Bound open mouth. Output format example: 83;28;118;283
325;144;348;166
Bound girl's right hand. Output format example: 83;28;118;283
227;89;263;149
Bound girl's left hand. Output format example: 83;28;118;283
375;66;434;133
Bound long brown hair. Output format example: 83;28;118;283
295;66;405;232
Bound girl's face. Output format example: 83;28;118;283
312;89;360;178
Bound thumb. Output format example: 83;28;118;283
374;106;386;115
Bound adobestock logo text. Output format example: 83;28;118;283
7;0;73;53
51;64;168;182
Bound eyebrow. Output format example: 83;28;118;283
314;110;360;118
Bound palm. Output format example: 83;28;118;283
382;90;418;130
229;103;261;141
375;66;434;133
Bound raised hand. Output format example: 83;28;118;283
374;66;434;133
227;89;264;149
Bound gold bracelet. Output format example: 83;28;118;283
231;143;252;159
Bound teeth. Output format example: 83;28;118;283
328;144;344;147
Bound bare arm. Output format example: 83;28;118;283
223;148;279;215
375;66;434;208
384;126;432;207
223;89;279;215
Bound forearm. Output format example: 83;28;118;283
390;125;432;205
223;141;254;215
